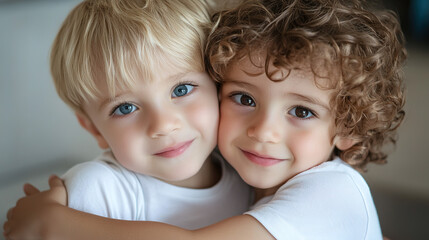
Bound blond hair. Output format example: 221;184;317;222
51;0;211;111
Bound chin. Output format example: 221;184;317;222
163;171;196;182
172;163;203;181
248;180;277;189
237;172;268;189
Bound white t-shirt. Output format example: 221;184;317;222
63;150;252;230
246;157;382;240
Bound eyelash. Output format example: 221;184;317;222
108;81;198;117
172;81;198;95
109;101;138;117
227;91;317;119
288;105;318;120
228;91;256;107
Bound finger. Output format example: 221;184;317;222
49;175;65;188
6;207;13;220
23;183;40;196
3;220;10;235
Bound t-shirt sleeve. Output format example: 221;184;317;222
62;160;144;220
246;171;374;240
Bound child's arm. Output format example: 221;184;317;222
4;176;274;240
3;176;67;239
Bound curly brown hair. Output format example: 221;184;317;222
205;0;407;171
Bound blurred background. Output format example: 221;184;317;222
0;0;428;239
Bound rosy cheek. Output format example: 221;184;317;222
218;112;235;145
189;100;219;139
218;120;229;146
292;130;332;164
289;133;307;156
290;131;315;155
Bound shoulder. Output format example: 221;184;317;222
62;152;144;219
284;158;372;199
247;158;382;240
63;152;137;189
275;158;374;213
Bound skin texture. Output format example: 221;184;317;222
218;57;353;190
76;61;220;188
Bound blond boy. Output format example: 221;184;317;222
4;0;251;235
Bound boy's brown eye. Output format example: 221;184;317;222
289;106;314;119
231;93;256;107
295;107;309;118
240;95;254;106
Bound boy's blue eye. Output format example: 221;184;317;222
289;106;314;119
172;84;194;98
231;93;255;107
112;103;137;116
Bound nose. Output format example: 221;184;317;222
147;108;181;138
247;111;282;143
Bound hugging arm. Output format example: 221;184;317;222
4;176;274;240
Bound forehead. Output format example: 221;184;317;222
91;54;200;98
227;55;335;86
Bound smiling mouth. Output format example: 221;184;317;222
155;140;194;158
241;149;286;167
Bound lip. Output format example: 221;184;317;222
241;149;286;167
155;140;194;158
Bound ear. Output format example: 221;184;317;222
75;112;109;149
334;136;357;151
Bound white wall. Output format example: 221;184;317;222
0;0;100;185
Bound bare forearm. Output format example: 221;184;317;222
43;205;273;240
43;205;194;240
7;177;273;239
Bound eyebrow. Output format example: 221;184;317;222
287;93;330;110
222;80;256;89
98;94;128;112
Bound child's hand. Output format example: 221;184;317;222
3;175;67;240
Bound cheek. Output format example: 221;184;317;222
97;117;142;158
106;127;138;157
218;116;235;162
187;97;219;140
218;103;243;147
290;128;334;162
218;119;230;148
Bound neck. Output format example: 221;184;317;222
254;185;280;203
